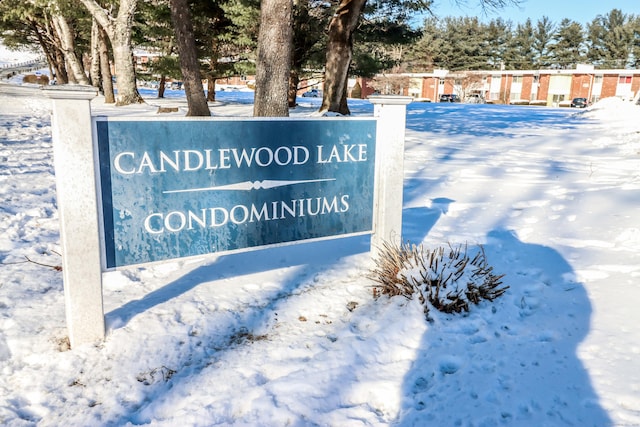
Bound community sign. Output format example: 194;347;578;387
95;118;377;268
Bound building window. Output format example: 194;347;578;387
512;75;523;83
619;76;632;84
439;78;445;85
510;92;521;101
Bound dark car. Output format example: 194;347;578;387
571;97;589;108
302;89;320;97
439;94;461;103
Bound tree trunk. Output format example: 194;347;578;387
253;0;293;117
52;47;69;84
32;21;67;84
78;0;143;106
169;0;210;116
98;25;115;104
52;14;90;85
288;69;299;107
90;20;101;87
111;21;143;105
207;78;216;102
320;0;366;115
65;58;78;84
158;75;167;98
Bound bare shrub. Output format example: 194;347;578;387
22;74;50;85
371;241;508;316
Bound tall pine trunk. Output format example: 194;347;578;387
253;0;293;117
320;0;366;115
169;0;210;116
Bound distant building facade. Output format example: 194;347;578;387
130;50;640;106
359;65;640;106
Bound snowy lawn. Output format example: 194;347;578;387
1;84;639;426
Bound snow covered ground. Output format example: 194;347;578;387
0;45;41;69
1;80;640;426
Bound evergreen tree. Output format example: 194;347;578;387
512;19;535;69
550;18;585;69
353;13;422;74
586;15;606;66
458;17;487;70
629;15;640;68
289;0;332;107
193;0;259;101
484;18;514;69
134;0;180;98
0;0;91;84
532;16;554;68
587;9;633;68
404;17;442;71
429;17;455;69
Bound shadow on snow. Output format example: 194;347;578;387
396;228;611;426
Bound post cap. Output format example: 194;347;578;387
368;95;413;105
43;84;98;100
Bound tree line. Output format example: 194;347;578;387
404;9;640;71
2;1;635;116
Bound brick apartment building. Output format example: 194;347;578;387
363;65;640;106
132;51;639;106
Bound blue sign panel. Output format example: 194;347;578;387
95;118;376;268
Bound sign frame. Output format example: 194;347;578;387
92;116;378;270
43;85;411;348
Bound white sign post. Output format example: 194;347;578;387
369;95;413;256
44;85;105;347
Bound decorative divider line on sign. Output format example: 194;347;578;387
43;85;411;348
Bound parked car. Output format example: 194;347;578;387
466;93;485;104
570;97;589;108
302;89;320;97
439;94;461;103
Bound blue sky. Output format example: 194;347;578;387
428;0;639;25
